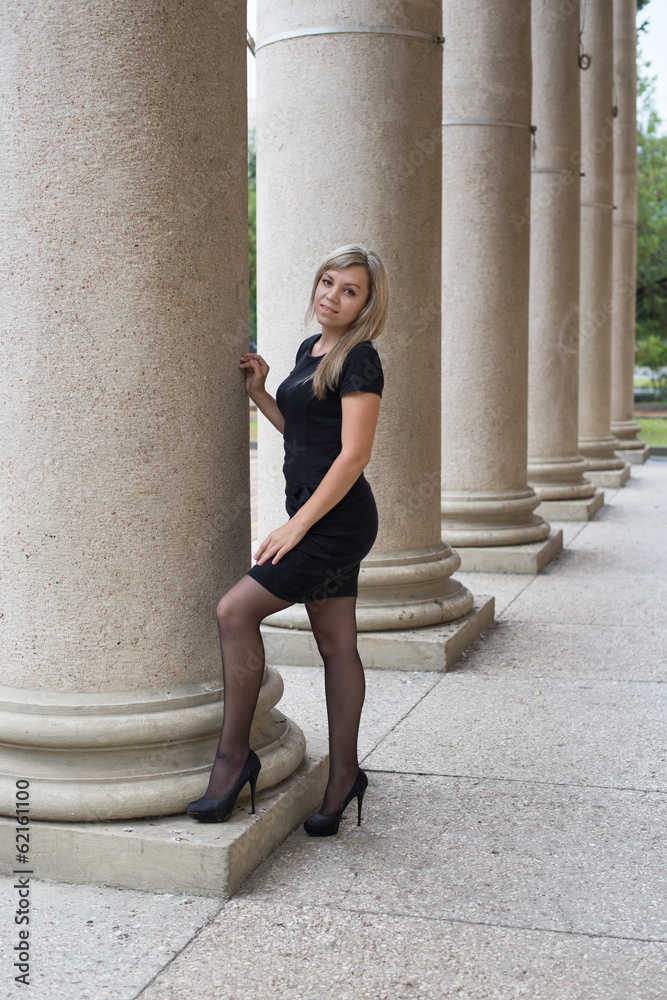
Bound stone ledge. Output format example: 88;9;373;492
0;734;328;899
535;490;604;521
585;464;631;487
454;530;563;574
615;445;649;465
261;597;495;672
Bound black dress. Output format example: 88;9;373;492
246;333;384;603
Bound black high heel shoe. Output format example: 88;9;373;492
304;769;368;837
186;749;261;823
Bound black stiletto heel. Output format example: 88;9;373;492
249;768;258;815
186;749;261;823
304;769;368;837
357;788;365;826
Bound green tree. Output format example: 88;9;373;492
635;11;667;347
248;127;257;352
635;334;667;395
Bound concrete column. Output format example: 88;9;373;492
0;1;305;821
578;0;630;486
527;0;603;522
254;0;485;641
611;0;648;463
440;0;562;573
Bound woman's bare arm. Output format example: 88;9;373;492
239;352;285;435
249;388;285;435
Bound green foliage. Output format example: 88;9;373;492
248;127;257;352
636;59;667;349
636;333;667;370
636;335;667;397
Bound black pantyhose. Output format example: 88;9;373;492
205;575;293;800
305;594;365;815
205;577;365;817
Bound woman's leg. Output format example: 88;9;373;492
205;575;294;799
305;595;365;814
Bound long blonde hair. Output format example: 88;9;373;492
298;244;389;400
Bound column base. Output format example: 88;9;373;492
577;436;626;472
585;463;631;487
440;488;551;548
527;456;597;502
611;418;645;445
616;445;649;465
260;596;495;672
0;733;328;899
260;544;475;631
454;530;563;574
0;669;304;821
535;490;604;521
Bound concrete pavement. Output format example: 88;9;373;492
1;459;665;1000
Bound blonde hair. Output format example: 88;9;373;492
298;244;389;400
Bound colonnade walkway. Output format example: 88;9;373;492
3;460;665;1000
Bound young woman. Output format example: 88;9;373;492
187;244;388;837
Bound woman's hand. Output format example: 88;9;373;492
254;518;307;566
239;352;269;397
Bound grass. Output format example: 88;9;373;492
636;417;667;446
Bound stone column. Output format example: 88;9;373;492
578;0;630;486
527;0;602;521
254;0;481;637
0;1;304;821
611;0;648;463
440;0;562;573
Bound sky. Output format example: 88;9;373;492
247;1;667;131
637;0;667;129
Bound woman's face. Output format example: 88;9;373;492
315;265;370;333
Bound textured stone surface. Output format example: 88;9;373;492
578;0;626;472
255;0;474;632
610;0;645;452
134;899;667;1000
231;775;667;940
362;676;667;790
262;597;495;670
527;0;595;504
502;572;667;625
2;462;665;999
585;464;631;487
535;491;604;521
460;619;667;682
0;0;249;694
454;531;563;574
0;876;222;1000
441;0;550;548
0;733;328;898
454;572;533;615
0;0;305;824
277;666;440;758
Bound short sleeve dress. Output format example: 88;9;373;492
245;333;384;604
